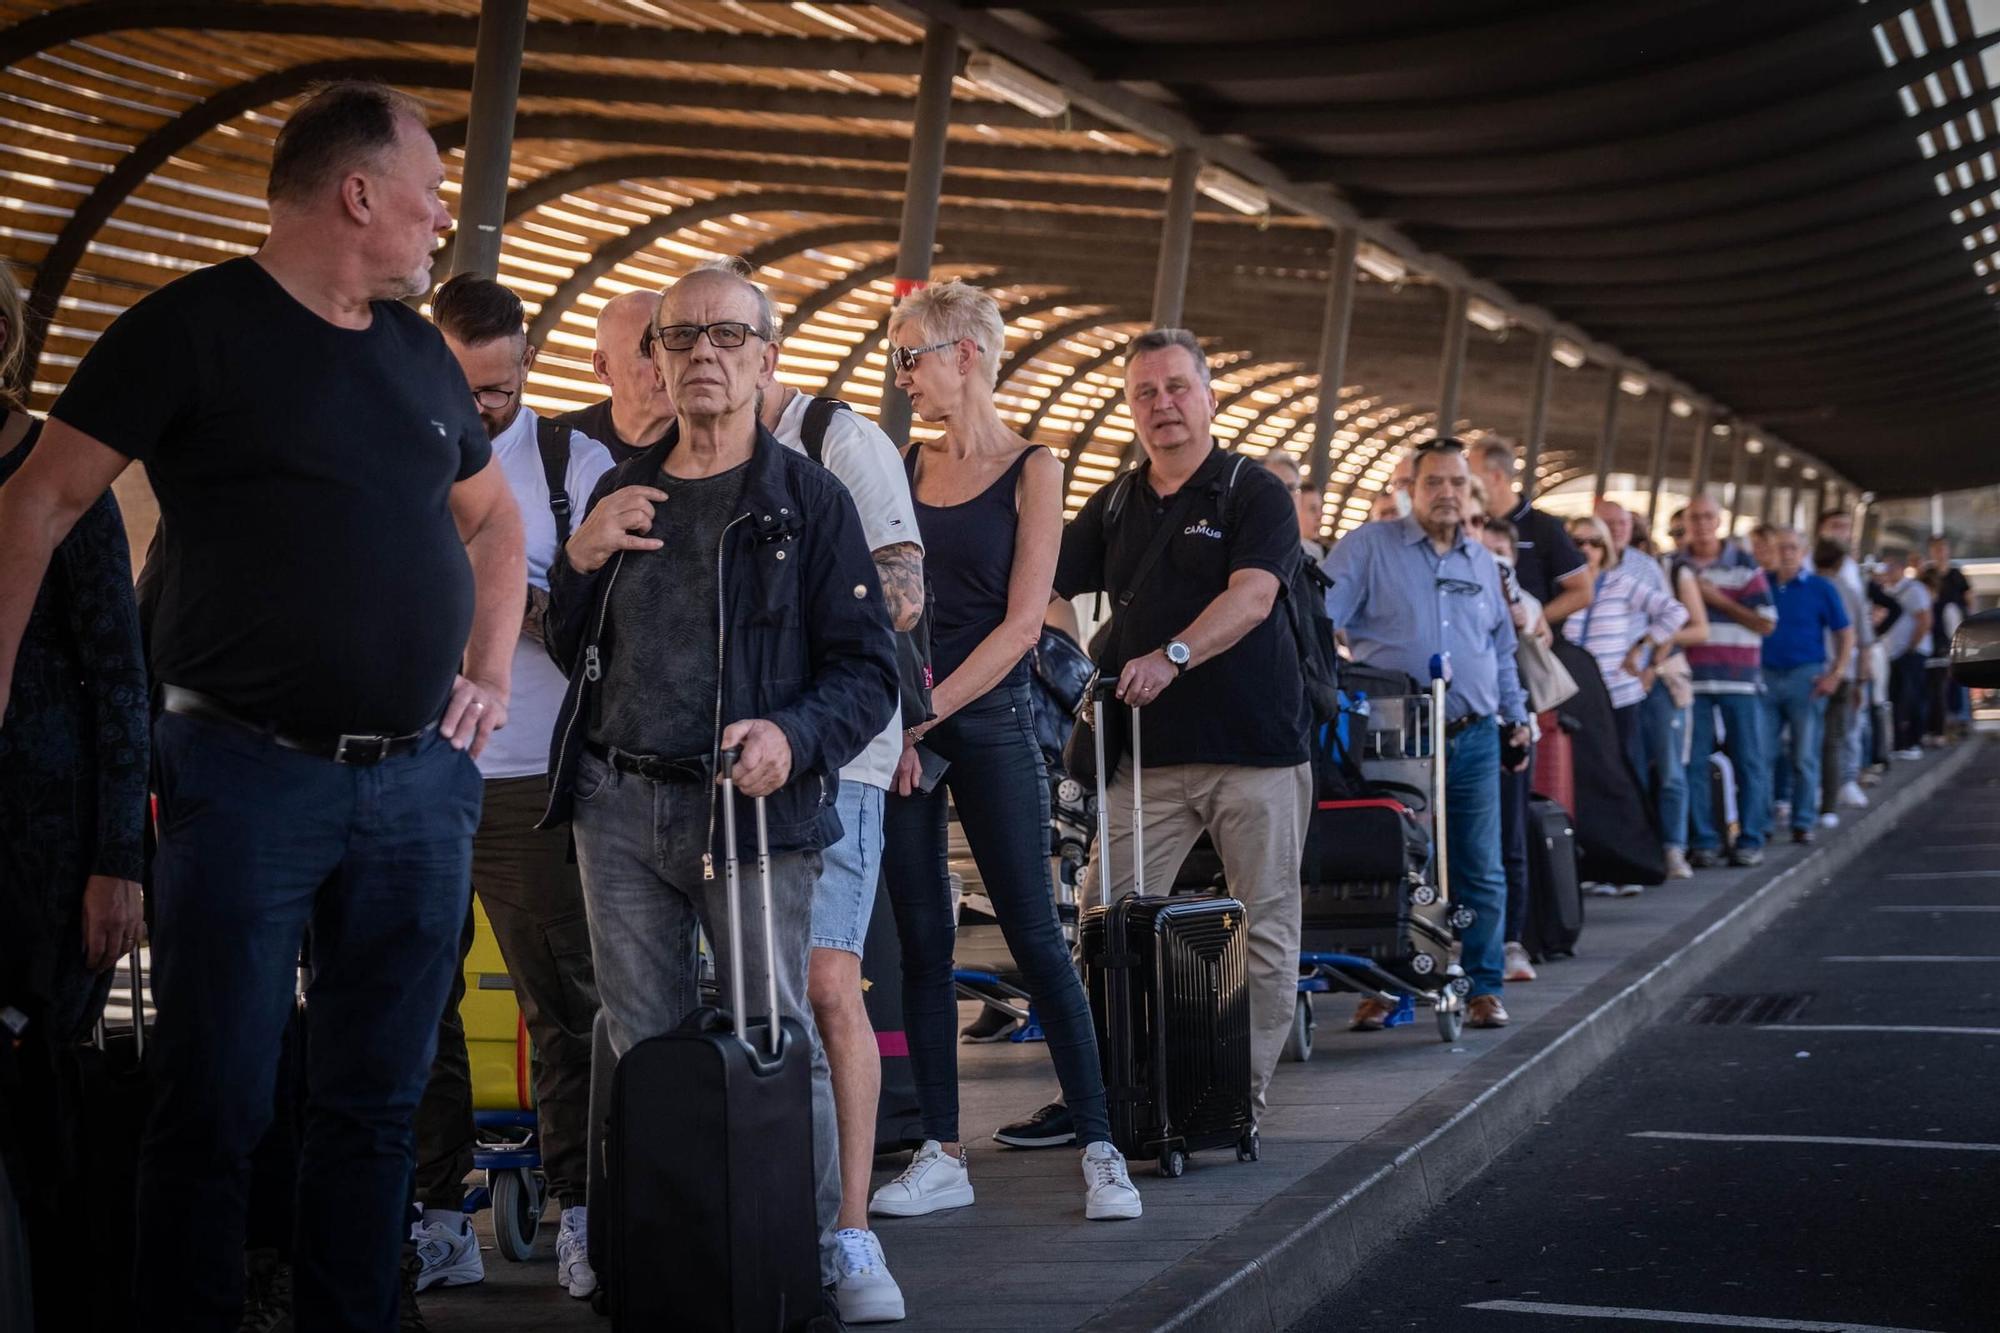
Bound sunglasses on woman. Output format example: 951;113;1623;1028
888;338;970;374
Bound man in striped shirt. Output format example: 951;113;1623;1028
1679;495;1777;867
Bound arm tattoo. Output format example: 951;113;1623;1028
873;542;926;633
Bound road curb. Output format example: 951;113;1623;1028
1083;740;1983;1333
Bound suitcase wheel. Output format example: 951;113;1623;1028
1282;994;1314;1063
1448;905;1476;931
1411;883;1438;906
490;1166;545;1262
1436;997;1464;1044
1157;1147;1186;1179
1235;1131;1260;1163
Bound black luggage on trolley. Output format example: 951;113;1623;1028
590;750;825;1331
1523;795;1583;962
1077;683;1258;1177
1299;796;1454;983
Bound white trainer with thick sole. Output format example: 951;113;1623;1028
409;1211;484;1292
834;1228;907;1323
1081;1141;1142;1221
556;1206;596;1299
869;1140;974;1218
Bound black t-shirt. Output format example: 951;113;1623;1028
554;398;647;466
1506;498;1589;607
52;257;491;735
1054;446;1306;768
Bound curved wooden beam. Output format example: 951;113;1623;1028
993;311;1126;394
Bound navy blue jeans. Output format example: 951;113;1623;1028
882;677;1111;1146
140;713;479;1331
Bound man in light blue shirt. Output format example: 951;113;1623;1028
1322;439;1530;1030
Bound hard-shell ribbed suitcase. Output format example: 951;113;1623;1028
1076;682;1257;1177
592;751;824;1331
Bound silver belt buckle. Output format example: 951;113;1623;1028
333;733;389;765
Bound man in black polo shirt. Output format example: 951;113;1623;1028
554;288;676;464
0;84;524;1329
998;328;1307;1148
1471;437;1592;622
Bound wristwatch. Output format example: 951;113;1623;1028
1163;640;1191;674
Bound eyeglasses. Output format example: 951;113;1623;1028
888;339;964;374
1574;536;1605;549
471;385;519;412
643;321;768;355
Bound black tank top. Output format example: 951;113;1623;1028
906;444;1041;688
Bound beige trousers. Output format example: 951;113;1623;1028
1080;759;1312;1117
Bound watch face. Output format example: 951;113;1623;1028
1167;641;1191;665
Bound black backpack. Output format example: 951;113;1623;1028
798;396;935;728
536;415;574;546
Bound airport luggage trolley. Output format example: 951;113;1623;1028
457;897;548;1262
1289;660;1472;1057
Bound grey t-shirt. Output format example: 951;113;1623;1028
590;461;748;758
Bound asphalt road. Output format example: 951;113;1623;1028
1294;743;2000;1333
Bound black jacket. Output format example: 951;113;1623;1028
540;425;898;858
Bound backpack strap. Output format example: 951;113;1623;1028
800;396;849;468
535;416;573;549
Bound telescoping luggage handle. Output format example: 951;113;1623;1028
91;940;147;1060
1090;677;1143;908
716;745;783;1059
1429;653;1450;907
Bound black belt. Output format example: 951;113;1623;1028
1445;713;1488;739
588;743;710;784
160;685;432;766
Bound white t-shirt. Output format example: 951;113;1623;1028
478;409;616;780
770;391;922;790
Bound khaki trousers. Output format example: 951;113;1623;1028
1080;759;1311;1118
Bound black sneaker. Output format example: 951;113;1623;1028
239;1248;292;1333
1728;846;1765;867
994;1101;1075;1149
1687;848;1721;869
960;1006;1019;1043
398;1245;428;1333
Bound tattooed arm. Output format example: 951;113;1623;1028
873;541;926;633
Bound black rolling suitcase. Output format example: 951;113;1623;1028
591;749;825;1331
1077;682;1258;1178
1523;796;1583;962
1299;796;1454;981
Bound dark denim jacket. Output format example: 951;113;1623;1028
540;425;897;860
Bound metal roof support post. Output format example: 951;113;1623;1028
1303;228;1359;508
1644;391;1672;536
1688;411;1713;499
1435;288;1469;439
1521;329;1555;502
1593;369;1624;503
1812;479;1828;530
1723;433;1746;532
1152;148;1200;328
878;18;958;447
1758;454;1779;527
450;0;529;281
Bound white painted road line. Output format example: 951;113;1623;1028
1886;870;2000;880
1466;1299;1942;1331
1874;905;2000;911
1630;1131;2000;1153
1822;955;2000;962
1758;1024;2000;1037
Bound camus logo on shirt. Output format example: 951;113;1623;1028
1184;519;1224;540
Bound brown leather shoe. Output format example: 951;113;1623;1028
1466;995;1510;1029
1350;997;1396;1031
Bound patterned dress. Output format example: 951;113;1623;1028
0;418;149;1042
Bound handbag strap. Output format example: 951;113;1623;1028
1113;465;1207;610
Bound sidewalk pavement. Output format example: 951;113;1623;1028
419;741;1981;1333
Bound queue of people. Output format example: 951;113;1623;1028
0;78;1978;1333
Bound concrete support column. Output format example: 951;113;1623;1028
1435;287;1469;439
1689;411;1714;498
1758;453;1779;527
878;18;957;446
1303;229;1359;507
1593;369;1625;503
1521;328;1555;502
450;0;530;281
1151;148;1200;328
1643;392;1672;535
1723;433;1746;530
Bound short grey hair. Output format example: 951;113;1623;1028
1124;327;1210;392
679;256;779;341
1471;436;1518;474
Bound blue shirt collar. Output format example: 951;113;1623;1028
1398;512;1470;556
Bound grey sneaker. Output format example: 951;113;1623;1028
1728;846;1765;867
1663;847;1693;880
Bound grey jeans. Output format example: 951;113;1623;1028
569;748;841;1283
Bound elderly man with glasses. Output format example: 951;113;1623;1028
1321;437;1531;1030
540;264;898;1316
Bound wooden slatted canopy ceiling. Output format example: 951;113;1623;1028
0;0;1973;525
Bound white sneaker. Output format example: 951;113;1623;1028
1663;847;1693;880
869;1141;974;1218
1585;882;1622;898
834;1228;906;1323
1614;883;1644;898
409;1210;483;1291
1502;941;1537;982
1838;781;1869;809
1081;1141;1142;1220
556;1206;595;1299
1818;812;1839;829
1893;748;1925;761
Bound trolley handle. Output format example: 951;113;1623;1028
716;744;782;1058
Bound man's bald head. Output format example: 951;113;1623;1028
596;291;657;362
589;288;674;425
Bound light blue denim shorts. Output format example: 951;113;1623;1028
810;779;885;956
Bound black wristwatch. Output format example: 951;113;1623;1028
1163;640;1191;674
